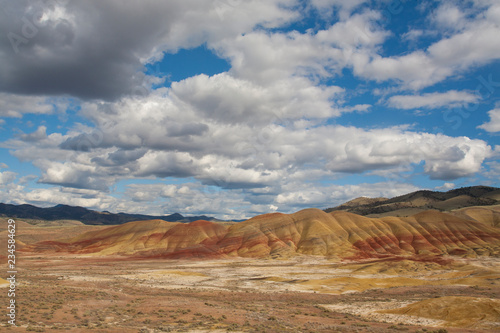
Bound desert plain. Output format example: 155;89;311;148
1;250;499;332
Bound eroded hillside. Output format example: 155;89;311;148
23;208;500;260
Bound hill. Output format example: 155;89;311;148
24;208;500;260
450;206;500;228
325;185;500;217
379;296;500;328
0;217;109;263
0;203;222;225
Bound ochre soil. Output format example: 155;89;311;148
1;253;499;332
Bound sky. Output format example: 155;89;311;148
0;0;499;220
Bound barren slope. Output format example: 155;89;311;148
450;205;500;227
380;296;500;329
24;208;500;260
0;217;107;263
24;219;229;258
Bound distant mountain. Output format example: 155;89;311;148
324;186;500;217
0;203;221;225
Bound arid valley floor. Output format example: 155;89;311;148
1;251;499;332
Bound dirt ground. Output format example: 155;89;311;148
1;253;499;332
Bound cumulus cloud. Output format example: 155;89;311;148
0;176;26;206
432;3;467;30
436;182;455;191
23;187;117;211
483;161;500;183
214;10;388;85
478;107;500;132
0;0;297;100
20;125;47;142
351;2;500;89
123;182;249;218
6;88;491;193
0;170;17;185
172;74;344;124
36;160;113;191
421;137;492;180
0;93;66;117
276;181;420;210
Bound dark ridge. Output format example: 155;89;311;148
0;203;223;225
324;185;500;216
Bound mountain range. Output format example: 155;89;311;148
0;203;220;225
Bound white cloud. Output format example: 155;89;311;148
276;181;420;210
354;51;452;90
172;74;344;124
401;29;425;42
436;182;455;191
351;2;500;89
387;90;480;109
315;10;388;47
0;93;64;117
213;10;388;85
8;93;491;192
21;126;48;142
432;3;467;30
0;72;491;197
478;108;500;132
0;170;17;185
421;136;491;180
4;130;73;162
23;187;116;211
340;104;372;113
36;160;112;191
126;184;178;202
123;182;250;219
428;23;500;70
483;161;500;182
315;128;492;179
0;181;26;206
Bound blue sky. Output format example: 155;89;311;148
1;0;499;219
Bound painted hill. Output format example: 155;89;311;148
380;296;500;329
25;219;229;259
325;185;500;217
450;206;500;228
0;217;108;263
0;203;222;225
24;208;500;260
